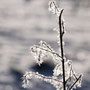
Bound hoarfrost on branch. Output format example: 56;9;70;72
22;1;82;90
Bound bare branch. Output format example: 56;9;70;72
69;75;82;90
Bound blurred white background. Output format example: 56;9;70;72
0;0;90;90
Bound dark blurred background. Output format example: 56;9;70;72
0;0;90;90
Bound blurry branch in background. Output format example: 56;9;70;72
22;1;82;90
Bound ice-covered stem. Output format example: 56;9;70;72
35;45;62;59
59;9;66;90
23;72;63;88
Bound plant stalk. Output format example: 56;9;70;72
59;9;66;90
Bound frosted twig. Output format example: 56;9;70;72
23;72;63;88
35;46;62;60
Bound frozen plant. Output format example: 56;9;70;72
22;1;82;90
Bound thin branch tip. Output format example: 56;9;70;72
59;9;64;18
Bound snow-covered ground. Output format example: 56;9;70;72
0;0;90;90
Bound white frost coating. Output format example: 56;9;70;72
23;71;63;89
30;45;46;65
30;41;62;65
53;60;73;79
65;60;72;78
53;27;59;33
39;40;54;51
53;63;62;76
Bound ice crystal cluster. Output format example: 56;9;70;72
22;1;82;90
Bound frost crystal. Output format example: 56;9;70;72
30;45;45;65
23;1;82;90
53;63;62;76
48;0;60;16
30;41;62;65
23;71;63;90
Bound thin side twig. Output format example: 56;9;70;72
69;75;82;90
36;46;62;60
24;72;63;84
